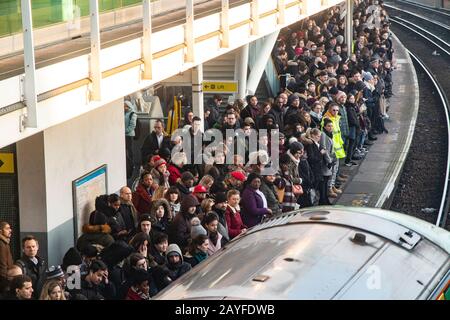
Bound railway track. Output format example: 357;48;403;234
387;10;450;229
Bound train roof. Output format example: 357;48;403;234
155;206;450;300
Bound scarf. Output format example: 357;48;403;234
287;150;300;166
130;286;151;300
194;251;208;263
310;110;322;120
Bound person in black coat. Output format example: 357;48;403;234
344;94;361;165
140;120;171;165
15;236;46;299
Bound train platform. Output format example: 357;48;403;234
334;34;419;208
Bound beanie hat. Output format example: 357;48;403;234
181;171;195;182
289;141;304;154
363;72;374;82
190;217;207;239
214;192;227;204
130;269;150;286
230;171;246;182
62;247;82;270
336;35;344;45
180;195;200;213
154;158;167;169
139;213;157;225
89;210;107;226
46;265;64;280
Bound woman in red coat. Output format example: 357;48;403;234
132;171;156;215
224;190;247;239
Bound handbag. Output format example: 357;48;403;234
292;184;304;196
276;187;285;203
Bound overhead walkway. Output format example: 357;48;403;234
0;0;345;149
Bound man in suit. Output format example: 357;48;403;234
140;119;171;165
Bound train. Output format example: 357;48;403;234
154;206;450;300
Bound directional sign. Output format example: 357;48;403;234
202;80;238;93
0;153;14;173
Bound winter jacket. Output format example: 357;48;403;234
167;195;199;251
260;180;282;215
167;164;182;185
16;255;46;298
132;184;153;215
224;206;247;239
76;224;114;252
0;234;13;279
240;186;270;228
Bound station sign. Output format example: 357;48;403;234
202;80;238;93
0;153;14;173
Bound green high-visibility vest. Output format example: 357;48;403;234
321;114;346;159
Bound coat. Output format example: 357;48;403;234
224;206;247;239
260;180;282;215
240;186;270;228
0;234;13;279
16;255;46;298
76;224;114;252
207;232;223;256
319;132;334;176
140;131;171;164
167;164;182;185
132;184;153;215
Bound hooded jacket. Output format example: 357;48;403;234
167;195;199;251
150;199;172;234
165;244;192;281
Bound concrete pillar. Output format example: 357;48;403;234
192;64;204;132
235;45;249;100
345;0;353;55
246;30;279;95
16;99;126;265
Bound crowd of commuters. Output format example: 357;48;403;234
0;0;394;300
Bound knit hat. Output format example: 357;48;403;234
89;210;107;226
80;244;98;258
214;192;227;204
46;265;64;280
244;117;255;127
336;35;344;45
139;213;157;225
180;195;200;213
363;72;374;82
230;171;246;182
190;217;207;239
154;158;167;169
62;247;82;270
289;141;304;154
193;185;207;193
181;171;195;182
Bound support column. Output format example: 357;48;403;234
185;0;195;63
235;45;249;100
220;0;230;48
250;0;259;36
345;0;353;55
192;64;204;132
142;0;153;80
246;30;279;95
89;0;101;100
277;0;285;25
21;0;38;128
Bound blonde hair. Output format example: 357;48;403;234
152;186;167;201
39;280;66;300
201;198;215;214
199;175;214;189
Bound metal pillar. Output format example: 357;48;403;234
246;31;279;95
250;0;259;36
277;0;285;25
21;0;38;128
89;0;101;100
142;0;153;79
345;0;353;55
185;0;195;63
192;64;204;132
220;0;230;48
235;45;249;100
